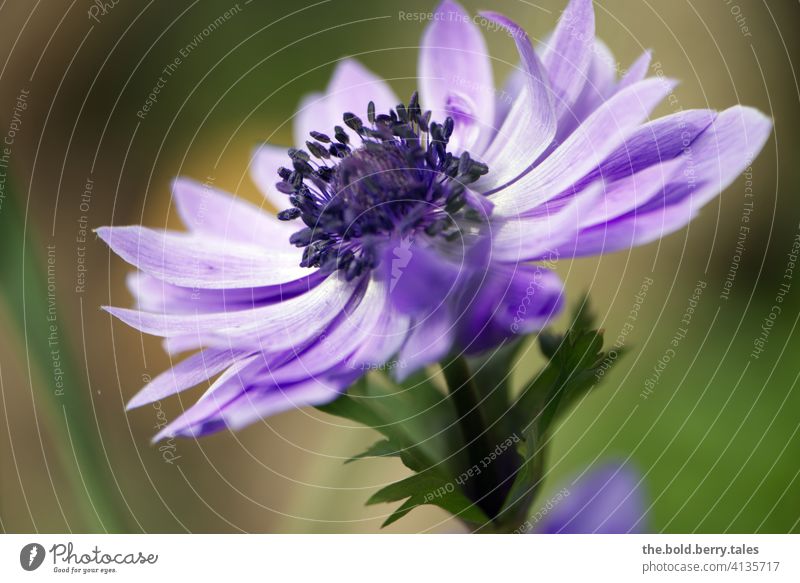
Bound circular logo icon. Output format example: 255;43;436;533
20;543;46;571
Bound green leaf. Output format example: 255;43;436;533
570;293;596;336
318;372;481;526
513;299;616;435
366;470;448;504
496;425;546;525
497;298;627;527
318;372;460;474
381;497;419;527
367;467;488;528
318;296;626;531
344;439;399;464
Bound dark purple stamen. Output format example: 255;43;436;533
276;92;489;280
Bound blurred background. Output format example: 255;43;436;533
0;0;798;533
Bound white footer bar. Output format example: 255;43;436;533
1;534;798;581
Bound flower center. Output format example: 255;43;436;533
276;92;490;280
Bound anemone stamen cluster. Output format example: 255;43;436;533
275;92;489;280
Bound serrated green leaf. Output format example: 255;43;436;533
344;439;399;464
368;468;488;528
381;497;419;527
319;295;626;531
367;470;448;505
497;298;628;527
568;293;595;336
318;371;490;527
496;425;545;524
513;298;616;435
318;372;460;474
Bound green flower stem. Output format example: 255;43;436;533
442;355;514;524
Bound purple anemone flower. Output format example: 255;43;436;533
533;462;647;534
99;0;771;440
